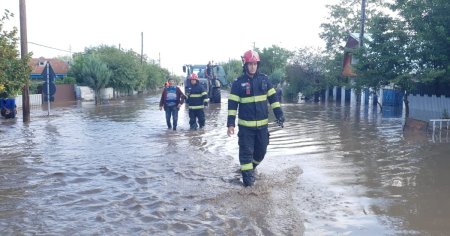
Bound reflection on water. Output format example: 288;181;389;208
1;92;450;235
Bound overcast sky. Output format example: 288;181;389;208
2;0;335;75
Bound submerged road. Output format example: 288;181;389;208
1;91;450;235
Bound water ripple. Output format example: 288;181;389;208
1;95;450;235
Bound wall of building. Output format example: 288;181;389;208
54;84;76;102
75;86;115;101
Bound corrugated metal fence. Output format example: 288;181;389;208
409;94;450;121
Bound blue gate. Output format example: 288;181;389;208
383;89;404;106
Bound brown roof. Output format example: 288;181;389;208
29;57;69;75
345;35;360;49
341;33;373;78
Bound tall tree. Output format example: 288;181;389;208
0;10;31;98
356;15;412;90
285;47;328;101
355;0;450;115
141;63;169;90
319;0;386;56
86;46;142;95
355;14;414;114
391;0;450;85
256;45;292;76
70;45;169;96
318;0;388;94
81;55;112;105
221;59;242;85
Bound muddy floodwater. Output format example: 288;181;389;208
1;91;450;235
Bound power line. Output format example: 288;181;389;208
28;41;72;53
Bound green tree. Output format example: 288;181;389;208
0;10;31;98
319;0;386;56
354;16;408;111
356;15;411;89
319;0;388;94
69;53;87;85
355;0;450;116
256;45;293;76
81;54;112;105
269;68;285;87
86;46;142;96
141;63;169;90
285;47;328;102
221;59;242;85
70;45;169;97
391;0;450;84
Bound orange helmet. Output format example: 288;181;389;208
242;50;260;63
189;73;199;80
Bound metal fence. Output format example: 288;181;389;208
15;94;42;108
409;94;450;121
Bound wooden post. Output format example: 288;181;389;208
20;0;30;122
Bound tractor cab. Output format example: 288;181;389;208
183;64;227;103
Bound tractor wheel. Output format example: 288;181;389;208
1;108;16;119
212;87;221;103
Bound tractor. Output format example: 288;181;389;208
182;64;228;103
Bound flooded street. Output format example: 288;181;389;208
1;91;450;235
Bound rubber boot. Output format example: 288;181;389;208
253;163;259;170
252;163;259;175
241;170;255;187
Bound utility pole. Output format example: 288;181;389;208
20;0;30;122
359;0;367;48
141;32;143;64
45;62;51;116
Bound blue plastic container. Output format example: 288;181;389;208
1;98;17;119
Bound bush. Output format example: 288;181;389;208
29;81;41;94
56;76;76;85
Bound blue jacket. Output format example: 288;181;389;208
227;72;283;128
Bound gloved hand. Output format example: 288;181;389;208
276;116;285;128
204;102;208;107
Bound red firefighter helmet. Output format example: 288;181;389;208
242;50;260;63
189;73;199;80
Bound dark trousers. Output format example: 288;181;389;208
188;109;205;129
164;105;179;128
238;126;270;168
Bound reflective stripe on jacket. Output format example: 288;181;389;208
187;84;208;110
227;73;283;128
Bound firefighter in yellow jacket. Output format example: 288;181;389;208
186;73;208;130
227;50;285;187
